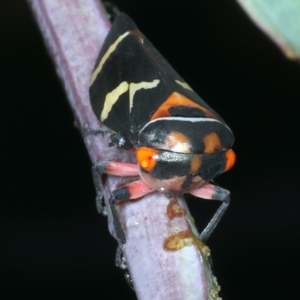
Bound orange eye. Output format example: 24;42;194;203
224;149;236;172
136;147;158;171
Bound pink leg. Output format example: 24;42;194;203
122;179;153;199
109;179;153;247
104;161;139;176
189;182;229;201
92;161;139;215
188;183;230;242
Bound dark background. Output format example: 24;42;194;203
1;0;300;298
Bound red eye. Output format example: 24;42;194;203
136;147;158;171
224;149;236;172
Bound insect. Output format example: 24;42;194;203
90;13;235;266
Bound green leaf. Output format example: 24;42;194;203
237;0;300;59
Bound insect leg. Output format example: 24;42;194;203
82;125;132;150
188;183;230;242
92;161;139;215
102;1;120;22
82;124;111;137
109;180;153;267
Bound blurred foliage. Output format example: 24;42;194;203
237;0;300;59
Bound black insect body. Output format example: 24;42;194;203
90;13;235;267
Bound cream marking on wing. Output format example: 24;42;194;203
175;80;193;91
129;79;160;111
141;117;233;133
101;81;129;121
90;31;130;86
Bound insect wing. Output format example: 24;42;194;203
90;13;226;142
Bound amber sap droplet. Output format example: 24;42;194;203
209;288;221;300
164;230;193;251
201;245;211;258
166;199;185;219
213;276;221;292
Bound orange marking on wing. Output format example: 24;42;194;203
203;132;223;153
224;149;236;172
189;155;202;174
165;131;191;153
150;92;217;120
